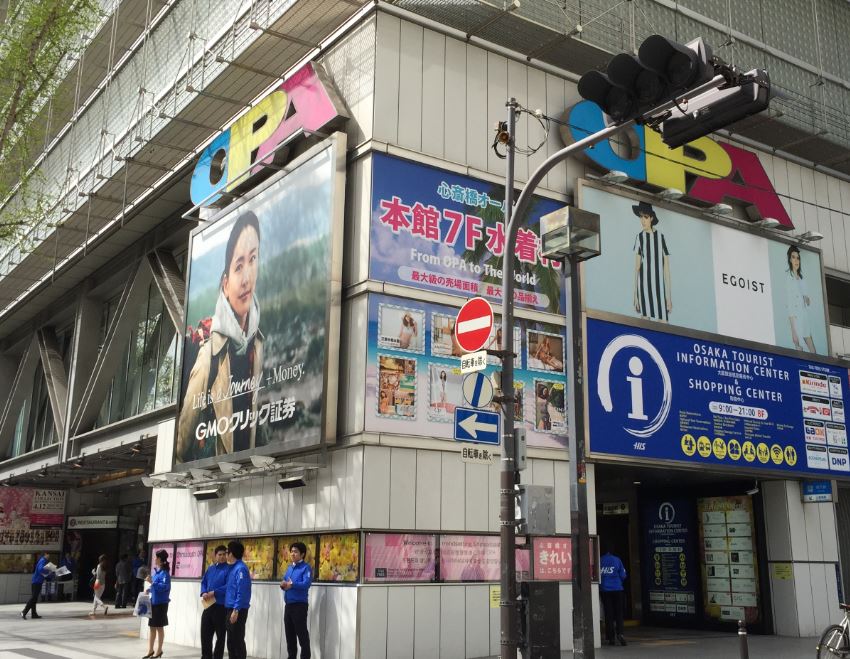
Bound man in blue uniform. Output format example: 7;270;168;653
22;551;51;619
200;545;231;659
600;545;627;646
281;542;313;659
224;541;251;659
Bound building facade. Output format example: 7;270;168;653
1;1;850;657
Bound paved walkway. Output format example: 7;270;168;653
0;600;822;658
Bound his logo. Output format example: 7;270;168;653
597;334;672;438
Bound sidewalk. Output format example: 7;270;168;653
0;599;821;658
0;600;257;659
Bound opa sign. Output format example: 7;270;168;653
190;62;347;205
562;100;793;228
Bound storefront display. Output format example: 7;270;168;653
698;496;760;624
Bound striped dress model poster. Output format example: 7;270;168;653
631;201;671;322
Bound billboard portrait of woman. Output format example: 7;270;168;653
176;211;264;461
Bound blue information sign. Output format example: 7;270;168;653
802;480;833;502
454;407;501;445
587;318;850;478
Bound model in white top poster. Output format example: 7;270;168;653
785;244;816;353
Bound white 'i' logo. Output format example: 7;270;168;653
626;356;648;421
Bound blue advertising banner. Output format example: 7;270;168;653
365;293;568;449
641;497;698;621
587;317;850;478
370;153;567;313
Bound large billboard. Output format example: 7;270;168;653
586;317;850;478
365;293;568;449
0;488;65;551
370;153;567;313
580;184;829;356
174;138;345;467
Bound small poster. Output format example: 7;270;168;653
174;541;204;578
363;533;436;582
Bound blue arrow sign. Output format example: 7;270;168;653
454;407;501;445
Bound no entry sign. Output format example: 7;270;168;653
455;297;494;353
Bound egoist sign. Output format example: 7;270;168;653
190;61;347;205
562;100;793;229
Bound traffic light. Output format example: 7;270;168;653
660;68;770;147
577;36;714;123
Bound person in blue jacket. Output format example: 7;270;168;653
281;542;313;659
200;545;231;659
224;540;252;659
144;549;172;659
599;544;628;647
21;551;51;619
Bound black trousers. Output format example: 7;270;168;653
601;590;625;641
22;582;41;617
284;602;311;659
115;582;130;608
201;603;227;659
225;608;249;659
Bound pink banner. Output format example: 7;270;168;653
174;541;204;578
532;537;573;580
364;533;435;582
0;487;65;551
440;535;530;581
150;543;174;573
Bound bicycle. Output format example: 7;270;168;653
817;603;850;657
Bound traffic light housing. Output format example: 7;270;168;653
577;35;714;123
660;68;771;148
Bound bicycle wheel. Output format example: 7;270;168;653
818;625;849;658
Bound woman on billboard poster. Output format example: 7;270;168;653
786;244;816;353
632;201;672;322
176;212;264;462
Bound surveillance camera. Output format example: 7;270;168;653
218;461;242;474
746;487;759;496
250;455;276;469
163;472;188;485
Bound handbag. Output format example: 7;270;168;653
133;592;152;618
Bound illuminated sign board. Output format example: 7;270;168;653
562;100;792;228
190;62;347;205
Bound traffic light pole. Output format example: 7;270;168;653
499;73;726;659
499;100;635;659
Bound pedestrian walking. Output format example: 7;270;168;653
21;550;51;619
90;554;109;617
281;542;313;659
600;545;628;647
143;548;172;659
200;545;231;659
115;554;132;608
132;550;147;598
224;541;251;659
59;551;76;601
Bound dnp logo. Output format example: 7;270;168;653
562;100;793;229
596;334;672;439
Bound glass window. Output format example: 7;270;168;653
93;278;178;429
275;535;318;580
317;533;360;582
827;275;850;330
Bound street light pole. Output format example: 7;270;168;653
499;100;635;658
498;72;731;658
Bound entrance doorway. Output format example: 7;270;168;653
595;463;772;634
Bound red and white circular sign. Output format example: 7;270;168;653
455;297;494;353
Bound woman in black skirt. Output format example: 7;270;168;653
143;549;171;658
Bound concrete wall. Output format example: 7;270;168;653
762;479;842;636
